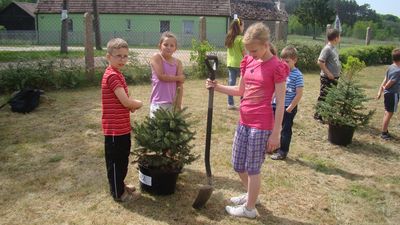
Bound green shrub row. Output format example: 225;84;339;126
0;52;153;94
275;42;395;71
339;45;395;66
275;41;323;71
121;52;152;85
0;59;87;93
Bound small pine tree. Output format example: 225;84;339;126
132;108;198;172
316;56;375;128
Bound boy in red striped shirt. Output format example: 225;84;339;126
101;38;143;202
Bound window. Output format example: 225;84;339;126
126;19;132;30
183;20;194;34
160;20;170;33
68;19;73;32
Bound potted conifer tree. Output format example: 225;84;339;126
316;56;375;146
132;107;198;195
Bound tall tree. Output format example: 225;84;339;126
336;0;359;27
282;0;301;14
294;0;335;39
358;4;379;22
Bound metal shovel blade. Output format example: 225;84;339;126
192;184;213;209
192;55;218;209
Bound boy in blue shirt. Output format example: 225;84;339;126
271;46;304;160
376;48;400;140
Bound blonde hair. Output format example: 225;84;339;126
280;45;298;59
243;22;270;45
106;38;128;54
159;31;178;48
269;43;277;56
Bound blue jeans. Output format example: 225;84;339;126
273;106;298;156
227;67;240;106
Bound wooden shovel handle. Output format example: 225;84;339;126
174;85;183;111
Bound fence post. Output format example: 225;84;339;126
365;27;371;46
275;21;286;42
60;0;69;53
84;12;95;81
199;17;206;42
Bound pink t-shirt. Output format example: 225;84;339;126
239;55;289;130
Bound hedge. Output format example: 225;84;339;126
339;45;395;66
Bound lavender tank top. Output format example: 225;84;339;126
150;54;177;104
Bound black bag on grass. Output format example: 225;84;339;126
0;89;42;113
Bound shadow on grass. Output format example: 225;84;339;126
120;168;234;224
286;158;366;181
356;125;400;143
120;168;313;224
257;205;314;225
347;140;400;161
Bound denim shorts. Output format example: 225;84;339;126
384;92;399;113
232;123;271;175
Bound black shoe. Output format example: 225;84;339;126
380;132;391;140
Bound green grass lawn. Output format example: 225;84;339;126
0;66;399;224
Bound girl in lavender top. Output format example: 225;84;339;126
149;32;184;117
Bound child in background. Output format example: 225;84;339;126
206;22;289;219
224;15;245;110
101;38;143;202
314;28;341;121
271;46;304;160
149;32;185;117
376;48;400;140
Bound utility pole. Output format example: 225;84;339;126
92;0;102;50
60;0;68;53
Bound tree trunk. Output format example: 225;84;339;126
312;21;316;40
92;0;102;50
60;0;68;53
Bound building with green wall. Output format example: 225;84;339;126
36;0;231;47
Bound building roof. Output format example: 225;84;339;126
3;1;37;17
231;0;288;21
36;0;231;16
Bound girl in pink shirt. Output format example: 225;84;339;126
206;22;288;218
150;32;185;117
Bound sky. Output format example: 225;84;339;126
355;0;400;17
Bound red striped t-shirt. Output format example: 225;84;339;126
101;66;131;136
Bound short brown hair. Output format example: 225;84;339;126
159;31;178;48
280;45;298;59
106;38;128;54
327;29;340;41
392;48;400;62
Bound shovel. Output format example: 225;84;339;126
192;55;218;209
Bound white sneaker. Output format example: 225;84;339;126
225;205;257;218
228;105;237;110
230;193;260;205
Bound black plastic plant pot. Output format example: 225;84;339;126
328;124;355;146
138;165;179;195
